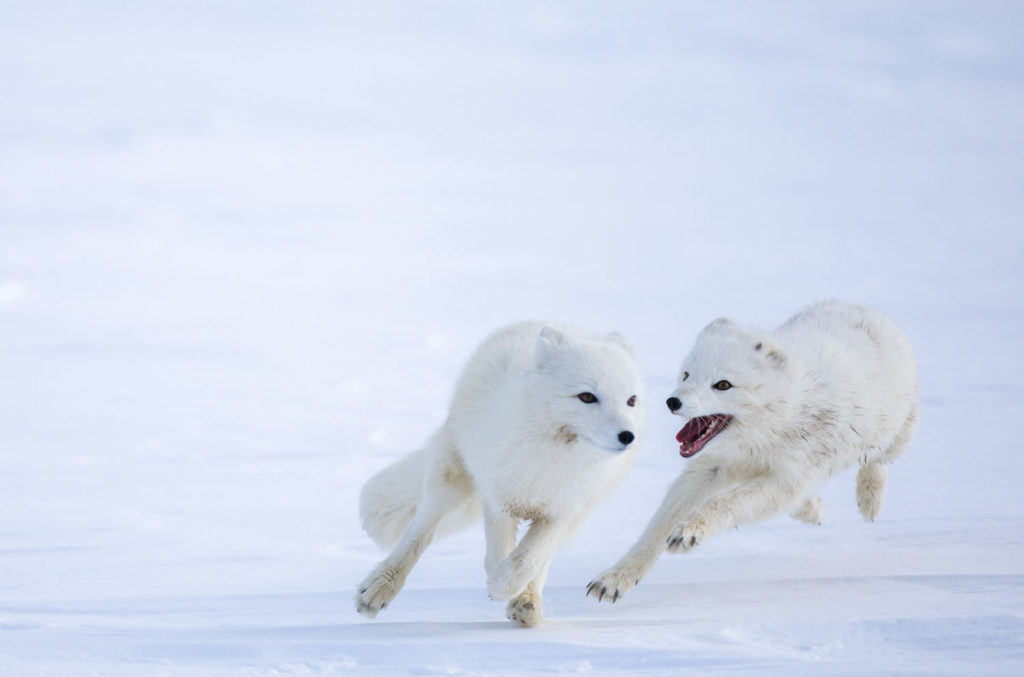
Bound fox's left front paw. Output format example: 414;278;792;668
667;517;707;553
506;592;542;627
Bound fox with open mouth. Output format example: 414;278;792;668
587;300;918;604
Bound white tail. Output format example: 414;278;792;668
359;440;482;549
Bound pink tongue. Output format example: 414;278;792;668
676;420;701;445
675;416;725;458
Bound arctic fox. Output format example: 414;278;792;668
587;300;917;603
357;321;644;626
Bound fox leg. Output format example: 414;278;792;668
858;404;917;522
855;463;887;522
668;475;800;552
790;496;824;525
587;457;728;603
487;517;570;603
355;440;472;617
506;559;551;628
482;504;553;627
483;504;517;579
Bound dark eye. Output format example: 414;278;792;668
682;371;689;382
713;380;733;391
578;392;598;404
627;395;636;407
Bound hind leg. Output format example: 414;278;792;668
790;496;824;525
856;463;887;522
856;405;917;522
881;403;918;465
356;497;448;617
356;446;472;617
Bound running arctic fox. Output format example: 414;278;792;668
357;321;644;626
587;300;917;603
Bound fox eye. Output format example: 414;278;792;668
578;392;598;404
627;395;636;407
682;371;689;382
713;380;733;391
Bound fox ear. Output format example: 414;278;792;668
536;326;566;366
703;317;735;336
605;331;634;355
755;339;786;368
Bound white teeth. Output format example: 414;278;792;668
695;416;726;443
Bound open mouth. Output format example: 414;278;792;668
676;414;732;457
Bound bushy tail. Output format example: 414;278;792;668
359;438;482;550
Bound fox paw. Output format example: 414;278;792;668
857;492;883;523
506;593;542;627
856;463;887;522
586;567;640;604
355;566;404;618
791;496;824;525
667;518;707;553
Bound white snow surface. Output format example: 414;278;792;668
2;2;1023;675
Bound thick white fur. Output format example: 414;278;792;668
587;300;918;604
357;321;644;626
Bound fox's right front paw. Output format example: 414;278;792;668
355;566;403;618
586;567;640;604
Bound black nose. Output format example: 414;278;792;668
618;430;635;446
666;397;682;413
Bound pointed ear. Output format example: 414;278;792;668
536;326;566;367
604;331;634;355
702;317;735;336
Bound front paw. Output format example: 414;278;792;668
667;517;707;553
506;592;542;627
355;566;403;618
586;566;640;604
487;558;527;601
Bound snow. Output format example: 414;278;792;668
2;1;1023;674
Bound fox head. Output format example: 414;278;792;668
666;318;794;457
533;326;645;453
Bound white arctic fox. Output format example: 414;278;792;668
357;321;644;626
587;300;917;603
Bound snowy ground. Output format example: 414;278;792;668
2;1;1023;675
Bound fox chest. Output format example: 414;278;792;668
502;501;551;522
485;449;625;521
